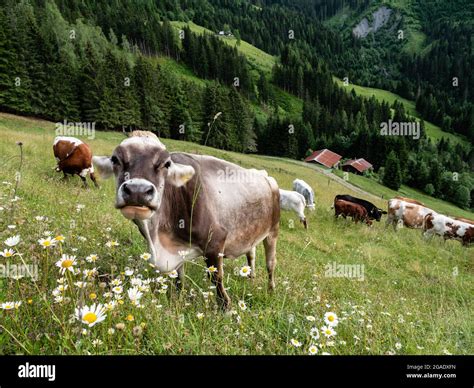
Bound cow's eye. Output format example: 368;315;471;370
111;156;119;165
164;161;171;169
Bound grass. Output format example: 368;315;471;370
0;113;472;355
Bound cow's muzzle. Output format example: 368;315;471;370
116;178;159;220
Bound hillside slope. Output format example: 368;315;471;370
0;113;472;355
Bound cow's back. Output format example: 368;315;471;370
168;153;279;257
54;137;93;174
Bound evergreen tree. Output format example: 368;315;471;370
383;151;403;190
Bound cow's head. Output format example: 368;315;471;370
93;133;195;221
370;208;388;222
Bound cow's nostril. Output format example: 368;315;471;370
146;187;154;196
123;184;131;196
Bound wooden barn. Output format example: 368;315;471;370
305;149;342;168
342;158;373;175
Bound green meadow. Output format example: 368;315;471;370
0;113;472;355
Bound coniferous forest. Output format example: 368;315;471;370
0;0;473;208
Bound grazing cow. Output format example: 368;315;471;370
292;179;315;211
423;213;474;246
93;131;280;309
53;136;98;187
334;194;386;221
279;189;307;229
334;199;372;225
386;198;435;230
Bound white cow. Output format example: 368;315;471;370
279;189;307;229
292;179;315;211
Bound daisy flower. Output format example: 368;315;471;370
92;339;103;347
168;270;178;279
238;300;247;311
55;254;77;274
290;338;302;347
4;235;20;247
140;253;151;261
54;235;65;243
86;254;99;263
38;237;57;249
206;265;217;274
196;312;204;320
321;325;336;338
306;315;316;322
310;327;320;340
1;301;21;310
75;303;107;327
112;285;123;294
395;342;402;350
239;265;251;277
105;240;119;248
127;287;143;304
308;345;319;355
110;278;122;287
324;312;339;327
0;248;15;258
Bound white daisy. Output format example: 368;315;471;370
55;254;77;274
308;345;319;355
75;303;107;327
290;338;302;347
239;265;251;277
324;312;339;327
168;270;178;279
0;248;15;258
306;315;316;322
38;237;57;249
127;287;143;304
238;300;247;311
5;235;20;247
85;254;99;263
140;253;151;261
310;327;320;340
321;325;336;338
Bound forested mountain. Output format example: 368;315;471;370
0;0;472;209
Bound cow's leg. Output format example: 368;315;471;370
175;264;185;291
79;175;88;188
205;254;231;310
263;229;278;291
246;247;256;279
89;172;99;188
301;217;307;229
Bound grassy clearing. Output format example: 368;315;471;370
0;113;472;355
170;21;276;74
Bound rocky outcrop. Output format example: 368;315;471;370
352;6;392;38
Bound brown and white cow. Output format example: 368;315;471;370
53;136;98;187
454;217;474;225
334;199;372;226
386;197;435;230
93;131;280;309
423;213;474;246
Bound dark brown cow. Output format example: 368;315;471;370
53;136;98;187
334;199;372;226
93;131;280;310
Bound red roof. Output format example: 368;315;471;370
342;158;373;173
305;149;342;168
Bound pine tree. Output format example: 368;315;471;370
383;151;403;190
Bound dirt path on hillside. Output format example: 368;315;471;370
260;156;384;202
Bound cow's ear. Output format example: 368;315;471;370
166;162;195;187
92;156;114;179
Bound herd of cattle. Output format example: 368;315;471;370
52;133;472;307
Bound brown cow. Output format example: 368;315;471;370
386;198;435;230
53;136;98;187
334;199;372;225
93;131;280;310
454;217;474;225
